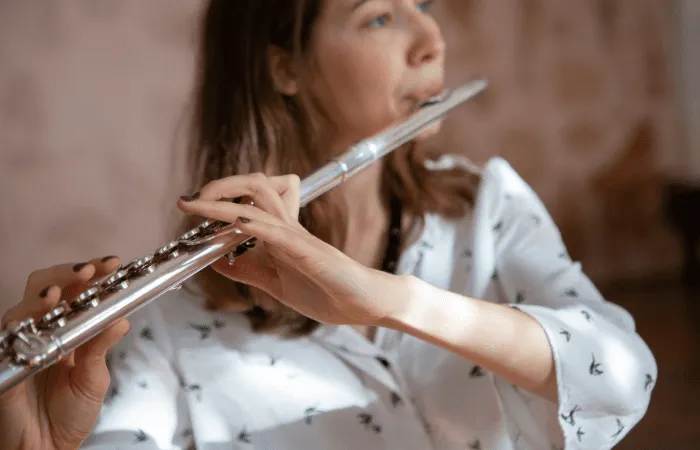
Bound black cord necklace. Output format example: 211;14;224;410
379;191;403;275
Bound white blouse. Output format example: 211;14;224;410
82;156;657;450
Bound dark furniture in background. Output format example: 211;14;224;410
663;182;700;287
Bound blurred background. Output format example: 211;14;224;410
0;1;698;448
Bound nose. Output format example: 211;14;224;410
407;13;445;67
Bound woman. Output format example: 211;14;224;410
0;0;656;449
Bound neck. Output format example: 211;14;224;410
342;160;385;208
324;136;388;223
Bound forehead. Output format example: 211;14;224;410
322;0;378;14
313;0;360;29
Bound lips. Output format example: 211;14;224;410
408;83;446;109
421;87;446;105
420;91;445;107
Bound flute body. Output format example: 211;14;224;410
0;79;487;395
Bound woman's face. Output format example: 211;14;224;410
302;0;445;146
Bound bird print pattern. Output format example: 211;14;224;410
83;157;656;450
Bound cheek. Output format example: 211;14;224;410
316;44;404;132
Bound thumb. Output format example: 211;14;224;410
69;318;130;403
211;256;282;299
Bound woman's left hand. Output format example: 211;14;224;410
177;172;406;326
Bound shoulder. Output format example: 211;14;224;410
479;157;544;209
475;157;559;231
424;154;553;227
422;153;484;176
422;154;538;204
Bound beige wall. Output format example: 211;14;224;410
677;0;700;179
430;0;684;285
0;1;201;312
0;1;685;313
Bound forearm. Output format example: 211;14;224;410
378;274;558;402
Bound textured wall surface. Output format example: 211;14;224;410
677;0;700;179
0;1;685;312
0;1;201;311
429;0;684;286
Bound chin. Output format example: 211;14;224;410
353;104;443;143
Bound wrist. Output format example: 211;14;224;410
376;275;481;353
375;273;432;332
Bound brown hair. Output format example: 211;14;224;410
177;0;481;338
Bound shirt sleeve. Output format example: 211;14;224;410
80;304;191;450
490;163;657;449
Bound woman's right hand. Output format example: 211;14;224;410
0;257;131;450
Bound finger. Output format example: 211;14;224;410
59;255;122;367
270;174;301;220
91;255;121;277
73;318;130;364
233;215;344;278
4;255;121;332
68;318;130;404
178;200;290;231
71;255;121;282
211;252;283;300
62;255;122;301
1;285;62;328
23;261;97;298
182;173;292;223
252;174;301;220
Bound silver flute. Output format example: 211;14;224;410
0;78;487;395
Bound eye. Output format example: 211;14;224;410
417;0;434;13
367;13;391;28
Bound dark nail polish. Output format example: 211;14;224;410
239;217;251;224
39;286;51;298
73;262;88;272
180;192;200;202
101;255;118;262
231;246;249;257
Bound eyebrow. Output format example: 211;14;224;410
351;0;371;11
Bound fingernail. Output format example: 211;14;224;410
180;192;200;202
73;262;88;272
231;246;249;257
101;255;118;262
39;286;51;298
238;217;251;224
